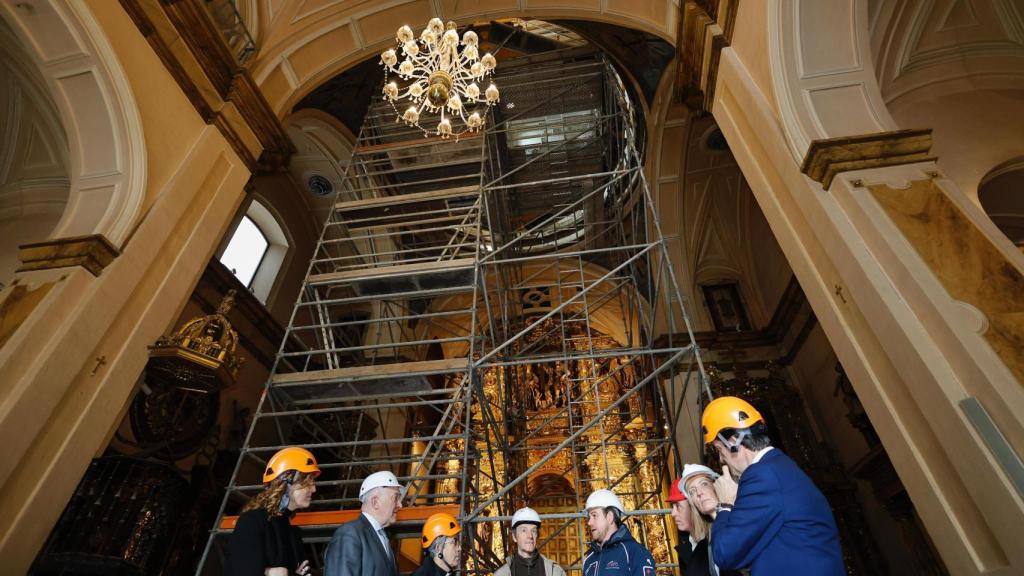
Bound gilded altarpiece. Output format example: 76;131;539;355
439;319;672;573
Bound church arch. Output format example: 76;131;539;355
0;1;146;249
767;0;897;163
249;4;679;118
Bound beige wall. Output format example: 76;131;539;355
0;3;251;572
713;1;1024;573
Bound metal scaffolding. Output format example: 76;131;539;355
199;48;707;576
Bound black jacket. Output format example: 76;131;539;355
226;509;306;576
675;531;741;576
413;557;452;576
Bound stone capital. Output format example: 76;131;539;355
801;129;935;190
17;235;120;277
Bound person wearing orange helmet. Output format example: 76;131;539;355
226;446;320;576
414;512;462;576
701;396;844;576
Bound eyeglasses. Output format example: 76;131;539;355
685;477;714;498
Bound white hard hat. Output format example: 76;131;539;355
585;489;625;513
360;470;405;499
680;464;720;489
511;507;542;529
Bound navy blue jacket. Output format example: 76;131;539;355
583;525;655;576
711;448;845;575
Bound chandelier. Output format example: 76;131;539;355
380;18;499;139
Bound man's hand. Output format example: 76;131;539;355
296;560;312;575
714;465;738;506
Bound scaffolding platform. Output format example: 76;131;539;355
198;49;707;576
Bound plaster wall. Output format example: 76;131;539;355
0;3;251;572
713;36;1024;576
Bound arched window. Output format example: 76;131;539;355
220;216;267;287
219;199;290;303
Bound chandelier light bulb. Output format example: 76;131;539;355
486;84;500;103
380;19;499;139
397;25;414;43
437;117;453;138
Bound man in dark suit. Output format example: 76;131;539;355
701;396;845;576
325;470;405;576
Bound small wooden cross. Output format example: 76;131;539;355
834;284;847;304
91;355;107;376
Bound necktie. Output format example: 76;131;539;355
379;528;393;561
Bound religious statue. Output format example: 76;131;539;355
524;365;540;411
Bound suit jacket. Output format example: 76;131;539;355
325;513;398;576
710;449;845;576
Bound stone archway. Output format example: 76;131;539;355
0;0;145;249
0;17;68;285
247;1;681;117
767;0;897;163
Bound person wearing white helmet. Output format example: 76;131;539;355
325;470;406;576
493;507;566;576
582;489;655;576
676;464;740;576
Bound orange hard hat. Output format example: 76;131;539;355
422;512;461;548
667;477;686;503
263;447;321;484
701;396;764;444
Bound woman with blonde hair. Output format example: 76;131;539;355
678;464;740;576
227;446;321;576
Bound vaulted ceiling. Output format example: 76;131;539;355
869;0;1024;198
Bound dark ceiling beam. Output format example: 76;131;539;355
675;0;740;113
119;0;295;173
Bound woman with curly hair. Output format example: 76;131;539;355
227;446;321;576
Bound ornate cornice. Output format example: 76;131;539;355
17;234;120;276
800;128;935;190
119;0;294;172
654;276;816;366
676;0;739;112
